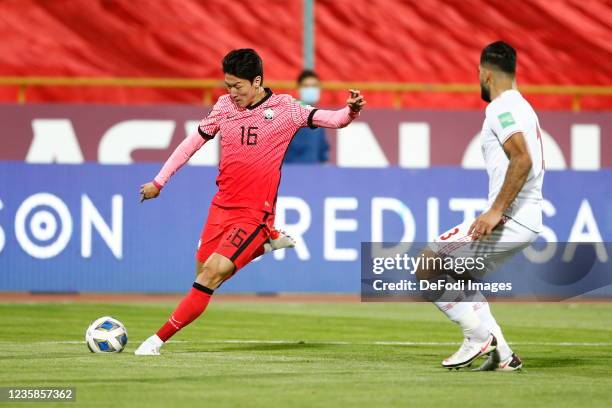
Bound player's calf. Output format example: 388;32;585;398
135;280;215;356
135;255;233;356
415;247;496;370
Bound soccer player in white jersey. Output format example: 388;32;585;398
416;41;545;371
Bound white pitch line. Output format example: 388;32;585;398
17;340;612;347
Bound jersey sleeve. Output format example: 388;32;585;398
289;97;318;129
312;107;359;128
198;98;225;139
153;131;206;187
486;101;525;145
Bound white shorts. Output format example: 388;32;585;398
429;216;537;278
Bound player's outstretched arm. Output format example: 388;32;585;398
140;131;206;202
469;132;532;239
311;89;366;129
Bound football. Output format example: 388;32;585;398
85;316;128;353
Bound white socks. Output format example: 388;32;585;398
435;299;490;342
433;284;513;360
472;300;513;360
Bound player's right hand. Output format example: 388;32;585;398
140;182;160;203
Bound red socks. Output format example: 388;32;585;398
156;283;214;342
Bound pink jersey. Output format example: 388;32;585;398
154;88;358;213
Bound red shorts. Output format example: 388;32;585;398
196;204;274;270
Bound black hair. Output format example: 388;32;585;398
297;69;319;84
222;49;264;83
480;41;516;75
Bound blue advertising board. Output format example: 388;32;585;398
0;163;610;294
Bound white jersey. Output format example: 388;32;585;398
480;89;544;232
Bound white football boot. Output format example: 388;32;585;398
264;229;296;253
442;333;497;370
473;351;523;372
134;334;163;356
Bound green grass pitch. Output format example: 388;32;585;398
1;301;611;407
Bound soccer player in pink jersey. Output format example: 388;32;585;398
134;49;365;355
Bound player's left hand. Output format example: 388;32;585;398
347;89;366;112
468;209;503;241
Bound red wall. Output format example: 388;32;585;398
0;0;610;109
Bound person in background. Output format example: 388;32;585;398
284;70;330;164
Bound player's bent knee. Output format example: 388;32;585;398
415;249;441;281
196;253;235;289
196;265;233;289
195;261;205;277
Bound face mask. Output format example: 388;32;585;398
299;86;320;105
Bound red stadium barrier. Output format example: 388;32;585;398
0;0;610;109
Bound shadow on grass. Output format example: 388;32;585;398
185;342;334;353
50;371;312;386
0;352;86;361
524;356;610;369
